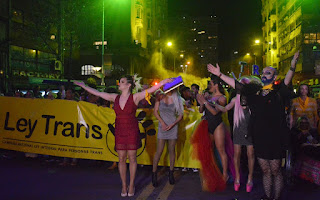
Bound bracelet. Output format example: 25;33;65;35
289;67;295;72
218;73;222;78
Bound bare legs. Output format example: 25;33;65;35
233;144;254;192
234;145;255;183
233;144;241;183
118;150;137;195
212;124;228;181
247;145;255;183
118;150;128;194
128;150;137;194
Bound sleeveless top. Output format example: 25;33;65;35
114;94;140;150
204;96;223;134
157;101;178;140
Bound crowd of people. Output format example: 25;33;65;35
2;51;320;199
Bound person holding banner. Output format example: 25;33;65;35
74;75;172;197
152;89;184;187
207;51;299;200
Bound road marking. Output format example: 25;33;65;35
136;168;183;200
136;183;155;200
155;182;174;200
156;171;181;200
136;167;167;200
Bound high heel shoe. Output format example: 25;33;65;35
234;181;240;191
128;187;135;197
120;187;127;197
152;172;158;187
169;170;175;185
246;180;253;193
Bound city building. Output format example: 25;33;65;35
0;0;9;93
261;0;320;84
0;0;64;92
0;0;168;92
79;0;168;83
171;15;219;77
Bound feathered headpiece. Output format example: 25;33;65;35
132;73;142;94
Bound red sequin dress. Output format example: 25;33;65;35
114;94;140;150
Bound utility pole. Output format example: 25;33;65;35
58;0;64;78
101;0;105;86
6;0;12;93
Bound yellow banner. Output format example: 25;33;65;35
0;97;201;168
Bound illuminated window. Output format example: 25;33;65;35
310;33;316;40
12;9;23;23
81;65;95;75
304;40;309;44
317;33;320;39
137;7;141;19
304;33;309;39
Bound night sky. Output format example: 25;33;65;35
168;0;262;61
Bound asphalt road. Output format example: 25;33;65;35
0;152;319;200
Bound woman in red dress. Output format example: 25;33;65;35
75;75;171;197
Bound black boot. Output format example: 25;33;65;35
169;170;175;185
152;172;158;187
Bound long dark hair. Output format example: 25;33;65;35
121;75;135;93
297;84;311;97
210;74;225;95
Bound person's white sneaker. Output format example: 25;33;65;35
182;168;188;172
192;168;199;173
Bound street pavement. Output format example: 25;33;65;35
0;153;319;200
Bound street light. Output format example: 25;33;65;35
255;39;260;44
166;41;176;72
